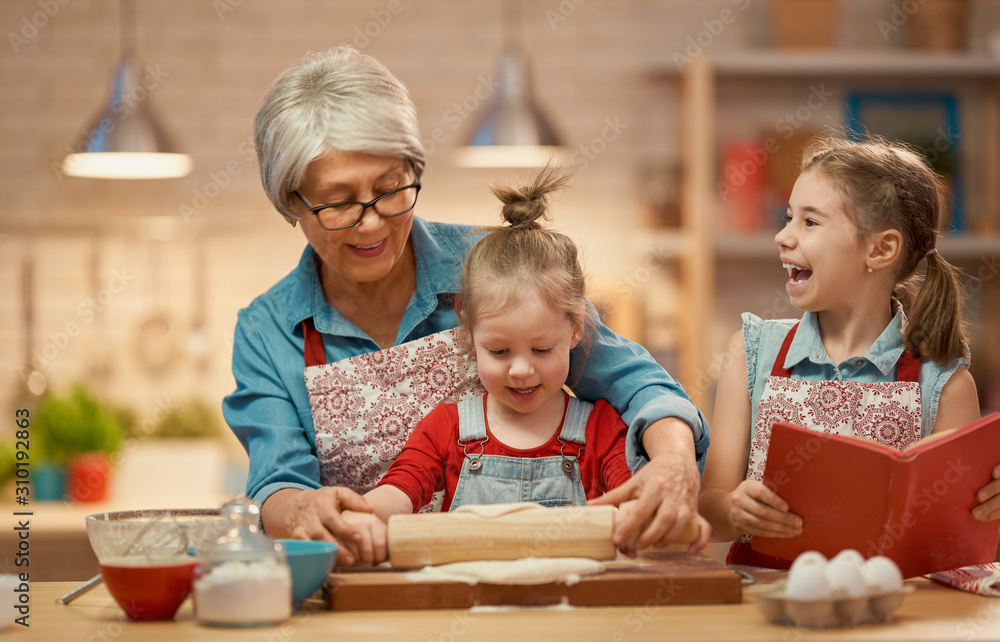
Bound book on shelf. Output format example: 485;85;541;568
751;413;1000;578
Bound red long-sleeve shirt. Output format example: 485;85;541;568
377;397;632;511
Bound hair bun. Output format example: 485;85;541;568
491;165;571;230
500;197;545;229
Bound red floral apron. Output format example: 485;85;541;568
728;323;922;568
301;319;484;511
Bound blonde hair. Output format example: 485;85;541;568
460;166;592;363
801;133;968;363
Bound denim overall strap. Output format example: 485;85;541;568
450;395;592;510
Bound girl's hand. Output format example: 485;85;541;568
338;510;388;565
973;465;1000;522
727;480;802;539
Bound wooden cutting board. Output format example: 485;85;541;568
327;551;742;611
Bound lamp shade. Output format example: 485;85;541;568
453;45;566;168
62;55;191;179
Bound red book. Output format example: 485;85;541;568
752;413;1000;578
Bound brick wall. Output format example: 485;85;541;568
1;0;998;445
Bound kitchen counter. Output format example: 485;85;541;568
11;577;1000;641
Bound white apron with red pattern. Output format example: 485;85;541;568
730;322;922;566
301;319;484;511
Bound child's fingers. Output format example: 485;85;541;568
745;481;790;513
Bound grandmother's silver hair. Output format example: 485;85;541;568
253;46;426;220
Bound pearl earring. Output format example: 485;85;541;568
867;266;873;273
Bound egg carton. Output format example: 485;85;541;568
755;581;914;628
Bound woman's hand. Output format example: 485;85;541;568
590;418;702;555
973;465;1000;522
726;480;802;539
338;510;389;565
614;499;711;554
261;487;374;565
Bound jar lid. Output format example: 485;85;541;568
199;496;286;562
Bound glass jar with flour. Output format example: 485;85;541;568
193;496;292;627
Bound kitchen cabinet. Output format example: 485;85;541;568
651;51;1000;416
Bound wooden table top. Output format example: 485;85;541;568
10;576;1000;641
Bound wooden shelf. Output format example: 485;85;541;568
652;50;1000;78
712;233;1000;262
653;51;1000;412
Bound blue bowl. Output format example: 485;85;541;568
276;539;338;608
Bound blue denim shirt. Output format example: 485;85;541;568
743;309;968;437
223;217;709;505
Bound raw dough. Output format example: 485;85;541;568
407;557;606;586
451;502;546;519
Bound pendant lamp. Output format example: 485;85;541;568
453;1;566;168
61;0;191;179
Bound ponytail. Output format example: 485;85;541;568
903;249;968;363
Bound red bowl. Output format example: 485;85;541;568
99;560;198;620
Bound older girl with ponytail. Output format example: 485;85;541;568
698;132;987;570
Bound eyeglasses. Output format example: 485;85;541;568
293;161;421;231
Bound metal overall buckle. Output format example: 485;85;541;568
459;436;489;471
557;437;584;474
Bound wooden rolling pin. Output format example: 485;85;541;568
386;503;701;569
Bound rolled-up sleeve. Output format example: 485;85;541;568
222;312;322;505
570;306;709;474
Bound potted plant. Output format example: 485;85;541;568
33;384;124;502
148;398;222;440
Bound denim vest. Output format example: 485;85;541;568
450;396;591;510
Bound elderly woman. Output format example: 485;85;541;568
223;47;709;563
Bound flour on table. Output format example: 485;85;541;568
406;557;606;585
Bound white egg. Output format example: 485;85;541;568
825;555;867;597
788;550;828;575
862;556;904;593
786;556;832;600
830;549;865;567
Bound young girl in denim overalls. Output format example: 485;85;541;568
337;167;640;563
698;133;990;570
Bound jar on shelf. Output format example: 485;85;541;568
192;496;292;627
